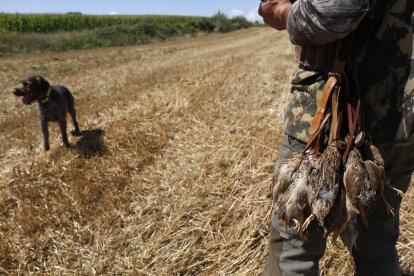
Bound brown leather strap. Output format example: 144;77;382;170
305;112;332;153
328;88;340;144
306;76;339;153
342;99;361;161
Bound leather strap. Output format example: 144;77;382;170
342;99;361;161
306;76;339;153
328;88;340;144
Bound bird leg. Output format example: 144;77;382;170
384;183;404;198
292;218;309;241
381;195;395;216
292;218;302;232
302;214;315;232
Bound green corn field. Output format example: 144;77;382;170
0;13;217;33
0;12;257;56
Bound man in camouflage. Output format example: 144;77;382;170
259;0;414;275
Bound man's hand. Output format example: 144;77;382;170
258;0;292;30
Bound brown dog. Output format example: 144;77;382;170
13;75;81;150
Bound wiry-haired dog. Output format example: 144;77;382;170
12;75;81;151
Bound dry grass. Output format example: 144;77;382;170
0;27;413;275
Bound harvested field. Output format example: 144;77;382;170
0;27;413;275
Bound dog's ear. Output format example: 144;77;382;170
38;76;50;91
31;75;50;92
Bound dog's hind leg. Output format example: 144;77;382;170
58;119;70;148
41;120;50;151
69;108;81;136
68;94;81;136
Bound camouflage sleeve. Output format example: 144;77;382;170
286;0;370;45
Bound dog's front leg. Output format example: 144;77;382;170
58;119;70;148
41;120;50;151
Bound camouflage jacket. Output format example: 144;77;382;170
283;0;414;145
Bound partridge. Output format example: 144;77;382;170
275;157;312;231
343;148;374;226
302;143;341;232
272;152;305;200
363;144;404;214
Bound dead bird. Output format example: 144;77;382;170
365;144;404;198
339;148;375;250
343;148;374;227
265;151;305;225
363;144;404;214
275;157;312;232
302;144;341;233
272;151;305;200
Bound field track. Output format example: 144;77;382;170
0;27;413;275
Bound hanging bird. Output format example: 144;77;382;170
363;160;394;215
340;144;404;251
267;151;305;226
275;157;312;232
338;148;372;250
272;151;305;201
302;143;341;233
365;144;404;198
343;148;374;227
363;143;404;217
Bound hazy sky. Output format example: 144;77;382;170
0;0;263;21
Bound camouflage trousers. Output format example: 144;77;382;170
262;134;414;276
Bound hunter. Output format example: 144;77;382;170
259;0;414;275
